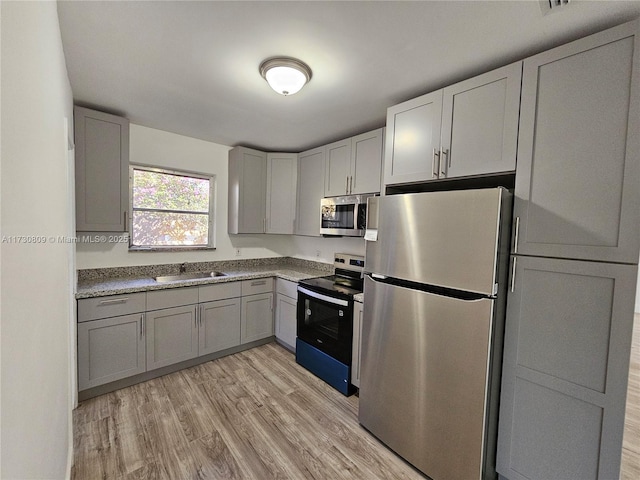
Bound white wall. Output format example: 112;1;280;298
76;124;366;268
0;2;74;478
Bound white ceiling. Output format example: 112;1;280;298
57;1;640;152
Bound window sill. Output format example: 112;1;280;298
128;246;217;253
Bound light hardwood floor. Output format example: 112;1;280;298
74;320;640;480
622;313;640;480
71;342;425;479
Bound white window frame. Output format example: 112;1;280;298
129;165;216;250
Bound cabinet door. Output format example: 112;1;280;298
295;146;325;236
228;147;267;234
351;301;363;388
241;293;274;344
324;138;352;197
74;106;129;232
146;305;198;370
513;21;640;263
350;128;383;195
275;293;297;350
440;62;521;179
77;313;145;390
266;153;297;234
497;256;637;480
199;299;241;356
384;90;443;186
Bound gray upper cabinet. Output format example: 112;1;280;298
228;146;267;234
497;256;637;480
325;128;385;197
513;21;640;263
384;62;521;186
74;106;129;232
350;128;384;195
384;90;443;185
440;62;521;179
324;138;352;197
295;146;325;236
266;152;298;234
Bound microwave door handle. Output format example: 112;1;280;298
298;286;349;307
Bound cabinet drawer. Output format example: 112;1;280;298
276;278;298;299
241;277;273;296
146;287;198;311
199;281;241;303
78;292;146;322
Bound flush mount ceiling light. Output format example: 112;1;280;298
259;57;312;96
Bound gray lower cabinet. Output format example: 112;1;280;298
275;278;297;350
78;279;275;395
351;300;363;388
199;298;241;355
241;292;274;344
497;256;638;480
513;20;640;264
145;305;198;371
77;313;146;390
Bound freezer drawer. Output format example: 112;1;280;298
359;275;498;480
365;187;511;296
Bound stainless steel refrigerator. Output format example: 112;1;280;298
359;187;512;480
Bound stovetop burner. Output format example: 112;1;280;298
298;253;365;299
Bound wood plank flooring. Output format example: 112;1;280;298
71;342;425;480
74;319;640;480
622;313;640;480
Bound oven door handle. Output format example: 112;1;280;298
297;286;349;307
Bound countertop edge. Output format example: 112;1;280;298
76;268;328;299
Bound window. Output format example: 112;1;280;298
130;166;215;249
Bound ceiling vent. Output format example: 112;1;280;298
540;0;572;15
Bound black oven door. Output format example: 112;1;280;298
297;286;353;365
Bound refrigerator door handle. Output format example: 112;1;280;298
510;256;517;292
513;216;520;253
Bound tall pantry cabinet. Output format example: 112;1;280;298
497;20;640;480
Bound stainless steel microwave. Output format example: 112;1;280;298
320;194;373;237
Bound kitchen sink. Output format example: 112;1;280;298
154;271;226;282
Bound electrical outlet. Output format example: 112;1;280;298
235;248;241;256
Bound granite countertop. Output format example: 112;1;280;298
353;292;364;303
76;257;332;299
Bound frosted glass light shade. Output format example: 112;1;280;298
259;57;312;96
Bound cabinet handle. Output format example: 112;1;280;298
123;211;128;233
140;314;143;338
199;305;203;327
432;149;440;179
98;298;129;306
345;176;349;195
251;280;267;286
513;216;520;254
350;176;353;194
510;257;517;293
441;149;449;176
